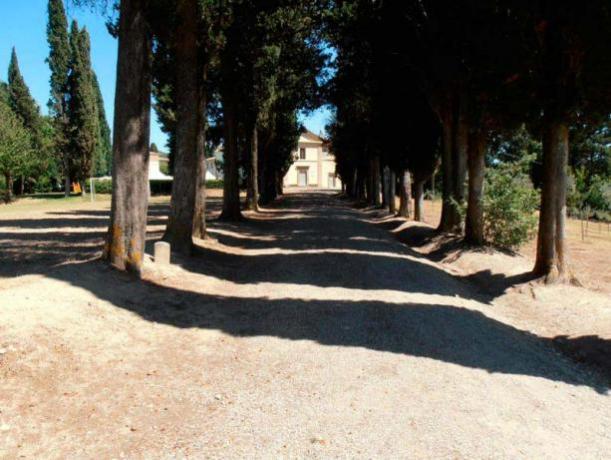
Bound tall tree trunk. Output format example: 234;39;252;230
19;176;25;196
465;130;487;245
192;65;208;240
388;169;396;214
275;169;283;196
430;170;436;198
398;169;411;218
438;107;455;231
220;90;242;220
349;168;357;197
366;159;374;204
533;118;570;282
4;173;13;203
163;0;201;254
451;95;468;231
381;165;389;208
414;178;424;221
246;123;259;211
372;156;382;206
104;0;152;275
357;167;366;201
64;175;71;197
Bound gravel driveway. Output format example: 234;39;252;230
1;191;610;458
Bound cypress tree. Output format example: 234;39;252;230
92;72;112;176
46;0;71;195
67;22;98;189
0;84;32;202
8;48;42;146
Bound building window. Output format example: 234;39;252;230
299;147;306;160
322;147;329;157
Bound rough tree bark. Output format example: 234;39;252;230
366;159;374;204
437;107;455;231
388;169;396;214
533;118;570;282
163;0;201;254
372;156;382;207
104;0;152;275
246;123;259;211
465;130;487;245
4;173;13;203
357;166;367;202
192;65;208;239
64;175;71;197
381;165;389;208
413;176;425;222
398;169;411;218
451;95;468;230
220;90;242;220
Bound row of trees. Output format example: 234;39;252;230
47;0;111;195
327;0;611;282
0;49;55;202
92;0;608;284
0;1;113;202
102;0;326;269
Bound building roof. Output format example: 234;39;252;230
299;129;329;145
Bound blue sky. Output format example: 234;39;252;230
0;0;331;150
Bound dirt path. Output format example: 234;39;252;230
1;191;610;458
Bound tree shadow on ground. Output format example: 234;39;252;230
367;215;540;301
1;191;608;392
40;260;609;393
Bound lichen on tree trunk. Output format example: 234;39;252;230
104;0;152;275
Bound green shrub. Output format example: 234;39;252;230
85;178;224;195
32;176;55;193
206;179;223;189
86;178;113;194
483;160;539;249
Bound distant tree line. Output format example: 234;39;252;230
0;0;112;202
47;0;112;196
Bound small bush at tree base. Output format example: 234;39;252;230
483;160;539;249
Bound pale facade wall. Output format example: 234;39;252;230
283;134;342;190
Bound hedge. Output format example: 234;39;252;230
86;178;224;195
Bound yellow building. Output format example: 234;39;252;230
283;130;342;190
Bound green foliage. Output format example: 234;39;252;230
47;0;70;118
483;159;539;249
8;48;42;148
67;22;99;182
206;179;223;189
87;178;224;195
92;72;112;176
0;94;33;200
46;0;71;183
568;168;611;217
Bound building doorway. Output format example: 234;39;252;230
297;167;309;187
